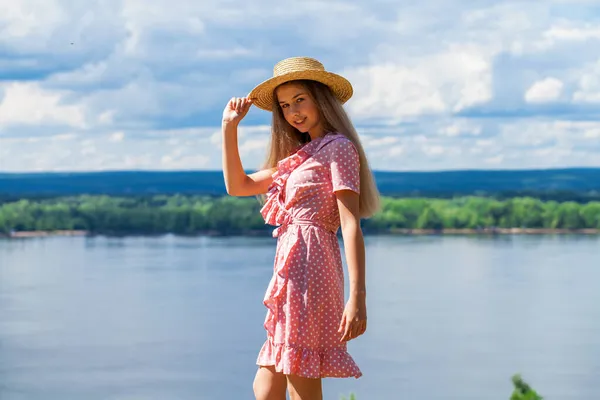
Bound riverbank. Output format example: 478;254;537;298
2;228;599;239
1;230;89;238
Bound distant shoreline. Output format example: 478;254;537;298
2;228;599;239
2;230;90;238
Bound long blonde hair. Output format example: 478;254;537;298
263;80;381;218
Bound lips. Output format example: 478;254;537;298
294;117;306;126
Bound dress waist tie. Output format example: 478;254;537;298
272;218;337;238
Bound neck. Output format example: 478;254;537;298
308;127;327;141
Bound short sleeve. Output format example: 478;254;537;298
327;138;360;194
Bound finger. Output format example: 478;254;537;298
349;321;358;338
340;322;349;341
342;321;352;342
242;98;252;112
338;315;346;333
358;321;367;336
348;322;360;340
235;98;242;112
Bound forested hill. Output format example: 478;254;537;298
1;168;600;199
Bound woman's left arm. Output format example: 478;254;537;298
336;189;367;342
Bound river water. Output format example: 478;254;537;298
1;234;599;399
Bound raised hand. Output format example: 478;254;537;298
222;97;253;125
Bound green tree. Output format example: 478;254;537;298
416;207;444;230
580;202;600;228
553;201;584;229
1;195;599;235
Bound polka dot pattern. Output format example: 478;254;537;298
257;132;362;379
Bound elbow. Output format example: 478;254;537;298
340;217;361;235
224;175;250;197
225;179;247;197
225;185;240;197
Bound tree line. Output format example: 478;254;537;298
0;195;599;235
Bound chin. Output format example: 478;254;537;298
292;124;308;133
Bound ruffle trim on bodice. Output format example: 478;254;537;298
260;133;345;231
260;147;312;228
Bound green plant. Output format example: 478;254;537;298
510;374;543;400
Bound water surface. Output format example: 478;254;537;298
1;235;599;399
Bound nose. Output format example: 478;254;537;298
289;103;300;114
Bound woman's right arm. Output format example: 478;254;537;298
222;97;276;197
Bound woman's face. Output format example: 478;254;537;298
275;82;324;138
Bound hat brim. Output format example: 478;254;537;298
248;70;353;111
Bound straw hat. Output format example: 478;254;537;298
248;57;353;111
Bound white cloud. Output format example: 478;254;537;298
0;126;221;172
160;154;209;169
239;137;270;156
0;82;86;128
0;0;124;70
109;132;125;142
346;63;446;121
360;119;600;171
363;136;399;148
346;45;492;123
485;155;504;165
438;120;482;137
525;77;564;103
51;133;77;141
499;120;600;152
422;145;447;156
1;119;600;172
573;60;600;103
389;146;404;157
98;110;115;125
544;26;600;42
0;1;65;40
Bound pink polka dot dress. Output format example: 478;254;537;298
257;132;363;379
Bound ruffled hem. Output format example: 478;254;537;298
256;339;363;379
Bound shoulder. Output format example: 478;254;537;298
319;133;356;151
322;134;359;158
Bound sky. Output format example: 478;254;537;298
1;0;600;173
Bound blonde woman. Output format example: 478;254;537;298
221;57;380;400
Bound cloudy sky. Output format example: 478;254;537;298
1;0;600;172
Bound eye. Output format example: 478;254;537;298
281;104;288;109
296;97;304;103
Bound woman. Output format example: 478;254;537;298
221;57;380;400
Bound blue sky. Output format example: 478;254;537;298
1;0;600;172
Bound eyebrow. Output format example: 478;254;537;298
278;92;305;104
